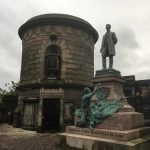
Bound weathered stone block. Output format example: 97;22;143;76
95;112;144;130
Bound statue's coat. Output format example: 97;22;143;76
100;32;117;57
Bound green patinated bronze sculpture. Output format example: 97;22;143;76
75;85;125;129
75;86;98;127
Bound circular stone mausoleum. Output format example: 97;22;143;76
17;14;98;132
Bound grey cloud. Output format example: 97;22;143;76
135;71;150;80
0;0;150;89
113;27;140;70
0;33;21;61
0;12;22;62
0;67;20;89
117;27;139;49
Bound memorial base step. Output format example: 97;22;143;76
66;126;150;141
60;132;150;150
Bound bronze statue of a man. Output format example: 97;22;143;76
100;24;117;69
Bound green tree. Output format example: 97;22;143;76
0;81;19;98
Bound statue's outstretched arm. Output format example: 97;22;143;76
82;85;101;100
90;84;101;97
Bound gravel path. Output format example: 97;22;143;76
0;124;66;150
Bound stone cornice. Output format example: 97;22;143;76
18;14;98;43
18;79;93;90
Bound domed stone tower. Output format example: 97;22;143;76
18;14;98;131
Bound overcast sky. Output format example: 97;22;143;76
0;0;150;89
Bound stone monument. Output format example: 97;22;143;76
17;14;98;132
60;24;150;150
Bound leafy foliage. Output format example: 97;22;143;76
0;81;19;98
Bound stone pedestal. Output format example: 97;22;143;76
62;125;150;150
93;69;135;112
95;112;144;130
93;69;145;129
94;69;125;100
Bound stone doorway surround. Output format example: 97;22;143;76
41;98;61;132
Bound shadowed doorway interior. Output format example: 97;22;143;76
42;99;60;132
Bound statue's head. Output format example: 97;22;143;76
83;87;91;94
106;24;111;32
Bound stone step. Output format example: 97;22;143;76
60;132;150;150
66;126;150;141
